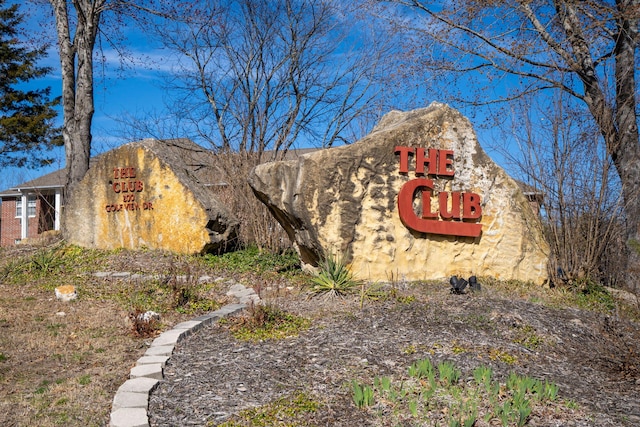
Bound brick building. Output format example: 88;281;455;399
0;169;64;247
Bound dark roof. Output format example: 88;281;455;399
0;139;323;198
0;139;217;197
0;168;66;197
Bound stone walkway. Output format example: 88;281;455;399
94;272;260;427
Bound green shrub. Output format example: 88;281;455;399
218;392;319;427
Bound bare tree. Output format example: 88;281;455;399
382;0;640;280
46;0;106;196
495;92;626;287
40;0;172;191
154;0;392;158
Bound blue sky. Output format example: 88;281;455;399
3;3;172;189
3;1;510;190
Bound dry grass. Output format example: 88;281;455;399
0;239;231;427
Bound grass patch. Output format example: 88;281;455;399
219;304;311;342
46;323;65;337
218;391;319;426
512;324;545;350
204;247;301;276
35;380;52;395
469;276;619;315
488;348;518;365
1;244;111;290
571;279;616;312
111;277;223;322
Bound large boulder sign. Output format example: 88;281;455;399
65;139;239;254
249;103;550;284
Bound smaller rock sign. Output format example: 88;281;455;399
249;103;550;284
65;139;239;254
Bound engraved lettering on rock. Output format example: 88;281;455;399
105;166;154;213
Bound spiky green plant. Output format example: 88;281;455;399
473;365;493;392
310;251;360;297
437;361;461;386
409;357;435;380
352;380;374;408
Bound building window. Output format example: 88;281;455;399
28;196;36;217
15;195;37;218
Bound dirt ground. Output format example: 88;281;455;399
1;240;640;426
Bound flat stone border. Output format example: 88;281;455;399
94;272;262;306
109;304;246;427
93;271;218;284
108;279;261;427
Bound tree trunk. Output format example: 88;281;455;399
615;1;640;286
615;130;640;286
49;0;102;223
604;0;640;284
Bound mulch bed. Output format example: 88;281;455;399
148;284;640;426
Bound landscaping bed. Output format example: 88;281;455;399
149;283;640;426
1;239;639;426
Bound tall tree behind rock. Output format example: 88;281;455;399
380;0;640;282
0;0;61;169
47;0;104;197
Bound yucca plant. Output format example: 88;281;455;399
310;251;360;297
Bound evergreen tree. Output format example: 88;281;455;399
0;0;61;168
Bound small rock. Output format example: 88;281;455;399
111;272;131;278
54;285;77;302
56;311;66;316
136;311;161;323
93;272;111;278
227;284;247;295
